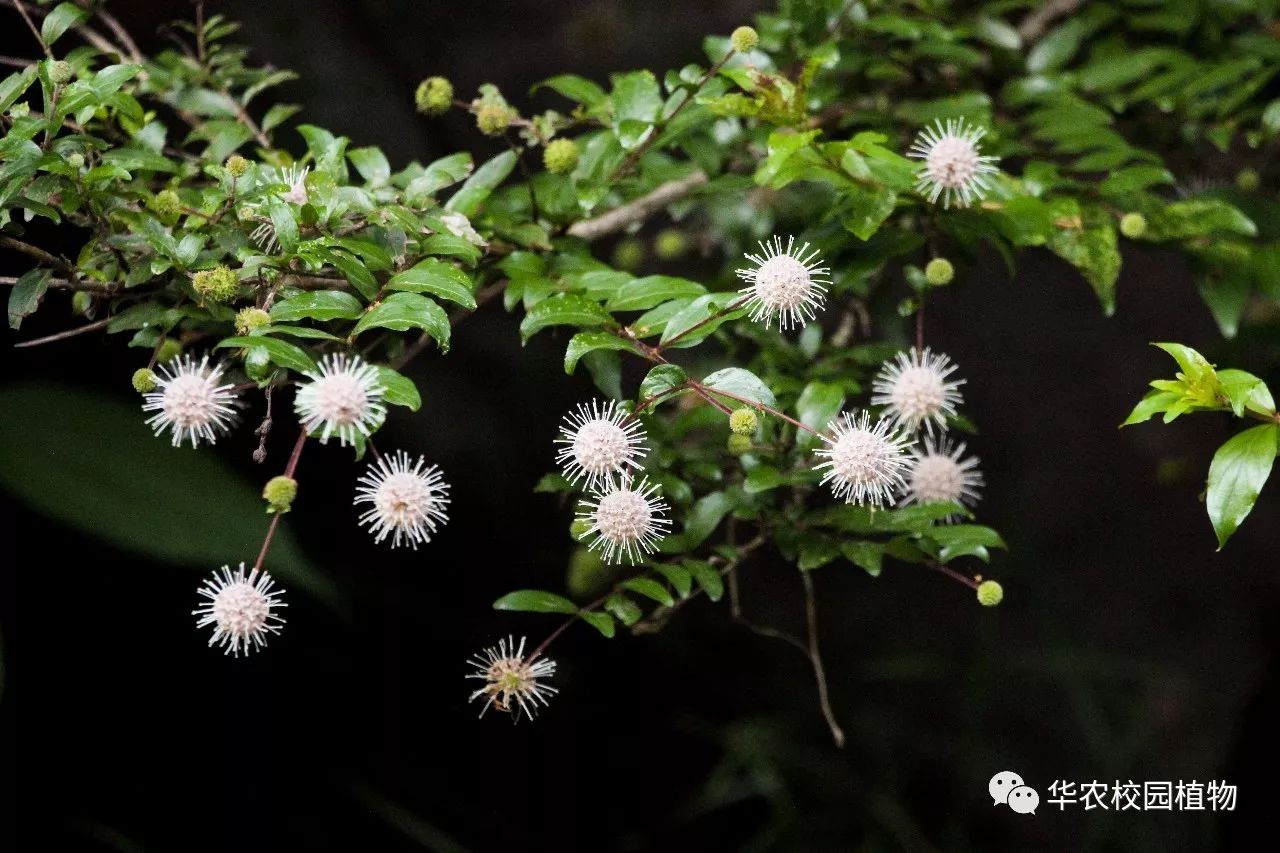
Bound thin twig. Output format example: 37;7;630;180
565;170;709;241
8;0;50;58
656;295;749;352
0;53;33;68
800;570;846;748
0;275;117;294
13;316;111;347
1016;0;1088;43
95;4;143;65
0;236;77;278
253;428;307;572
689;381;822;436
924;559;981;591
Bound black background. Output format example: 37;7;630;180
3;2;1278;850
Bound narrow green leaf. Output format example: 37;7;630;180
352;292;450;352
519;294;613;341
270;290;364;322
581;611;616;637
7;268;50;329
622;577;675;607
702;367;776;408
386;259;476;309
492;589;579;614
1206;424;1278;548
445;150;516;216
216;336;318;374
41;3;88;46
375;366;421;411
795;381;844;450
564;331;637;374
684;559;724;601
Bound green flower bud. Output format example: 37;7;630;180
1236;168;1260;193
155;338;182;364
191;265;239;304
476;103;513;136
71;290;93;315
49;60;73;85
150;189;181;220
1119;212;1147;239
654;228;689;260
729;407;758;436
727;433;753;454
976;579;1004;607
925;257;954;286
235;306;271;335
8;102;29;119
612;238;645;271
730;26;759;53
225;154;250;178
66;152;84;170
543;138;579;175
131;368;157;393
263;475;298;514
415;76;454;116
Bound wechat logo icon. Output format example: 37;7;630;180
990;771;1039;815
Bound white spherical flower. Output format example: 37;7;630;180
554;399;648;487
294;353;386;446
813;410;913;507
142;354;239;448
902;436;983;519
466;635;558;722
354;450;451;549
908;117;1000;209
576;475;672;565
735;235;830;331
193;563;287;657
246;164;310;252
871;347;965;436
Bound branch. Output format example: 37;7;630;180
13;316;111;348
1016;0;1088;43
800;570;845;748
566;170;708;241
0;235;78;278
0;275;117;294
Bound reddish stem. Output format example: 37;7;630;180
253;428;307;572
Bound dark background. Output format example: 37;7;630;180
3;1;1278;850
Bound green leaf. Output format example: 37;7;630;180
564;331;637;374
841;541;883;577
606;275;706;311
658;293;747;347
268;199;300;256
535;74;608;109
1121;389;1182;426
7;268;49;330
842;187;898;240
684;559;724;601
419;233;481;265
702;367;776;408
352;293;450;351
329;252;379;301
1099;165;1174;197
492;589;579;614
270;290;364;322
609;70;662;149
406;153;473;205
374;366;421;411
653;563;693;598
41;3;88;46
1217;369;1275;418
386;259;476;309
795;381;844;450
638;364;688;401
605;593;642;625
347;146;391;185
1027;18;1088;73
622;577;675;607
1047;212;1120;314
0;384;339;607
663;490;735;551
744;465;784;494
1206;424;1278;549
0;66;38;114
216;335;318;374
924;524;1007;563
581;611;616;638
519;294;613;341
445;150;516;216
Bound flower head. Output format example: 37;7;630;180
354;450;451;549
466;635;557;722
415;76;454;116
263;475;298;514
235;307;271;335
281;164;310;206
554;399;648;488
977;579;1003;607
908;118;999;209
871;347;965;436
543;138;579;175
735;235;830;331
294;353;386;446
193;563;287;657
225;154;250;177
813;410;913;507
191;265;239;304
142;354;239;448
902;436;983;518
576;475;672;564
730;25;759;53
